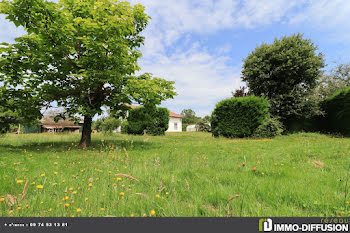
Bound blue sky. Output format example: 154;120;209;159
1;0;350;117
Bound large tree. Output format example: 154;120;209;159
181;109;200;124
241;33;325;126
0;0;176;147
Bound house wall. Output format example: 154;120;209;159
166;117;182;132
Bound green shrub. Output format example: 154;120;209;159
321;87;350;136
121;121;129;134
253;117;284;138
126;106;169;136
211;96;270;138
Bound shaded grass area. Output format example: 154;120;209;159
0;132;349;217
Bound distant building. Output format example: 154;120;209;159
40;117;83;133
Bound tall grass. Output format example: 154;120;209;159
0;132;349;217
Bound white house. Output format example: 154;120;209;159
116;105;183;133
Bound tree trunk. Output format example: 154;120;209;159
80;116;92;148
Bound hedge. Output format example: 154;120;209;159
321;87;350;136
125;106;169;136
211;96;270;138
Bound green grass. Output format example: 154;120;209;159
0;132;349;217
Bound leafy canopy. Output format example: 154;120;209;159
241;33;325;124
0;0;176;145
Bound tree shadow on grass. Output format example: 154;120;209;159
0;137;158;155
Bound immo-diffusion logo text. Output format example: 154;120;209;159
258;218;349;232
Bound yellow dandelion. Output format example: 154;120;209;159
36;185;44;189
73;191;77;195
96;178;99;181
88;183;92;187
156;194;160;198
69;188;74;191
17;206;22;210
9;210;14;214
31;182;36;185
346;201;349;205
77;208;81;213
65;196;69;200
62;179;65;183
150;210;156;216
16;180;24;184
40;173;45;177
120;192;125;196
0;197;5;202
64;203;70;207
40;201;44;204
49;208;52;212
25;204;29;208
54;162;58;165
130;214;134;217
166;192;169;195
85;197;88;201
54;172;58;175
101;208;105;211
117;177;122;181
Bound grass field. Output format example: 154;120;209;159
0;132;350;217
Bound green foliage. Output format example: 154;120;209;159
0;0;176;146
241;33;325;125
253;117;283;138
126;106;169;136
211;96;270;138
321;87;350;136
120;121;129;134
181;109;200;124
92;117;121;134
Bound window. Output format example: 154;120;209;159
174;123;178;130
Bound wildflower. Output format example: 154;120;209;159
40;202;44;204
36;185;44;189
65;196;69;200
252;167;257;172
54;172;58;175
262;172;265;175
69;188;74;191
166;192;169;195
346;201;349;205
49;208;52;212
0;197;5;202
238;165;241;168
62;179;65;183
242;162;246;166
341;211;345;215
156;194;160;198
64;203;70;207
16;180;24;184
150;210;156;216
117;177;122;181
31;182;36;185
88;183;92;187
76;208;81;213
78;187;81;190
120;192;125;196
17;207;22;210
40;173;45;177
54;162;58;165
281;164;284;166
96;178;99;181
130;214;134;217
85;197;88;201
9;210;14;214
73;191;77;195
101;208;105;211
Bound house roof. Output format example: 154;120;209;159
126;104;183;118
40;116;83;128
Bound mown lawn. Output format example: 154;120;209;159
0;132;349;217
